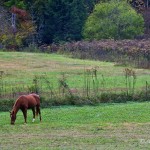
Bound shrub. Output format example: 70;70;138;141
83;0;144;40
57;40;150;69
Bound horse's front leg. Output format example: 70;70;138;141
32;107;35;122
22;108;27;123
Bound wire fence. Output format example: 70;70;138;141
0;70;150;112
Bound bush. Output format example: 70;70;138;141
83;0;144;40
58;40;150;69
0;99;14;111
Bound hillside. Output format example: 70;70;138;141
0;52;149;108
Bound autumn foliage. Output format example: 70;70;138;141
40;39;150;69
11;6;27;17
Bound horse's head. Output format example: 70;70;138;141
10;110;16;125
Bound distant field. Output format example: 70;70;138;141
1;102;150;149
0;51;149;94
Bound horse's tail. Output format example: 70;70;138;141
36;105;39;116
36;105;42;121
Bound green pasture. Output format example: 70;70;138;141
1;102;150;149
0;51;149;93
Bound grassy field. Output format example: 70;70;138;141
1;102;150;149
0;52;150;149
0;51;149;96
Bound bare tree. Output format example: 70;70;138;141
0;6;11;36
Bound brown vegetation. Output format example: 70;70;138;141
39;39;150;69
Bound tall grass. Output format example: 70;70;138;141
83;67;99;97
0;67;149;111
124;68;136;96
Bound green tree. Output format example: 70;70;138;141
4;0;26;9
30;0;87;44
29;0;53;43
52;0;87;42
83;0;144;40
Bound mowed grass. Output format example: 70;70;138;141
0;51;150;92
1;102;150;149
0;51;150;149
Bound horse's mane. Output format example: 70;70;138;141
12;96;23;110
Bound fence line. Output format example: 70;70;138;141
0;70;150;111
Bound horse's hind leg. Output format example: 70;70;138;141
36;106;42;121
39;108;41;121
32;107;35;122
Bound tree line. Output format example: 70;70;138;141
0;0;145;47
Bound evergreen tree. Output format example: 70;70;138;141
52;0;87;42
31;0;54;43
29;0;88;44
84;0;100;13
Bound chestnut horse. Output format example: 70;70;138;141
10;94;41;125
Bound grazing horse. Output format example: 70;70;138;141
10;94;41;125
